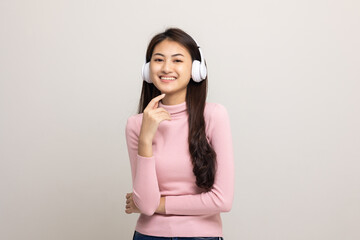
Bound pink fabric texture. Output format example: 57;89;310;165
125;101;234;237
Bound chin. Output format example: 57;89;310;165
154;84;176;93
158;89;175;95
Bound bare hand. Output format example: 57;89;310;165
125;192;140;214
139;94;171;144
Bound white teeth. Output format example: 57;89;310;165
160;77;176;80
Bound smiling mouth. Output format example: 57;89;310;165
160;76;177;80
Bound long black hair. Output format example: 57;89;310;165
138;28;216;191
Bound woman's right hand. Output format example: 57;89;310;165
138;94;171;157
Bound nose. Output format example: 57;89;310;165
161;59;173;73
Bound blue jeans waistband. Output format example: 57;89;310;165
133;231;224;240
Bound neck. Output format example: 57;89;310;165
161;91;186;105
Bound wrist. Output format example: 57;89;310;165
156;197;166;214
138;138;153;157
138;137;152;146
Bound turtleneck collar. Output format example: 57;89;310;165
159;101;187;116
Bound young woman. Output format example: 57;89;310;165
125;27;234;240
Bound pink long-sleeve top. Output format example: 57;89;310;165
125;101;234;237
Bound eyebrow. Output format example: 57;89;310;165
153;53;184;57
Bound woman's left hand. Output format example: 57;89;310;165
125;192;140;214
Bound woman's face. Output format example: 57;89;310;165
150;39;192;101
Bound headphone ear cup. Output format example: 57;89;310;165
142;62;151;83
191;60;202;82
200;62;207;80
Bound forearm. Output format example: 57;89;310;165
131;154;161;216
164;185;233;215
154;186;233;216
133;137;162;215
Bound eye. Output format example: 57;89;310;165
154;58;163;62
174;59;183;63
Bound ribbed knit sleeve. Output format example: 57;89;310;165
164;104;234;215
125;116;160;216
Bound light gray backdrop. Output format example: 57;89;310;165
1;0;359;239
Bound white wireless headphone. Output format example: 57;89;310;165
141;41;207;83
